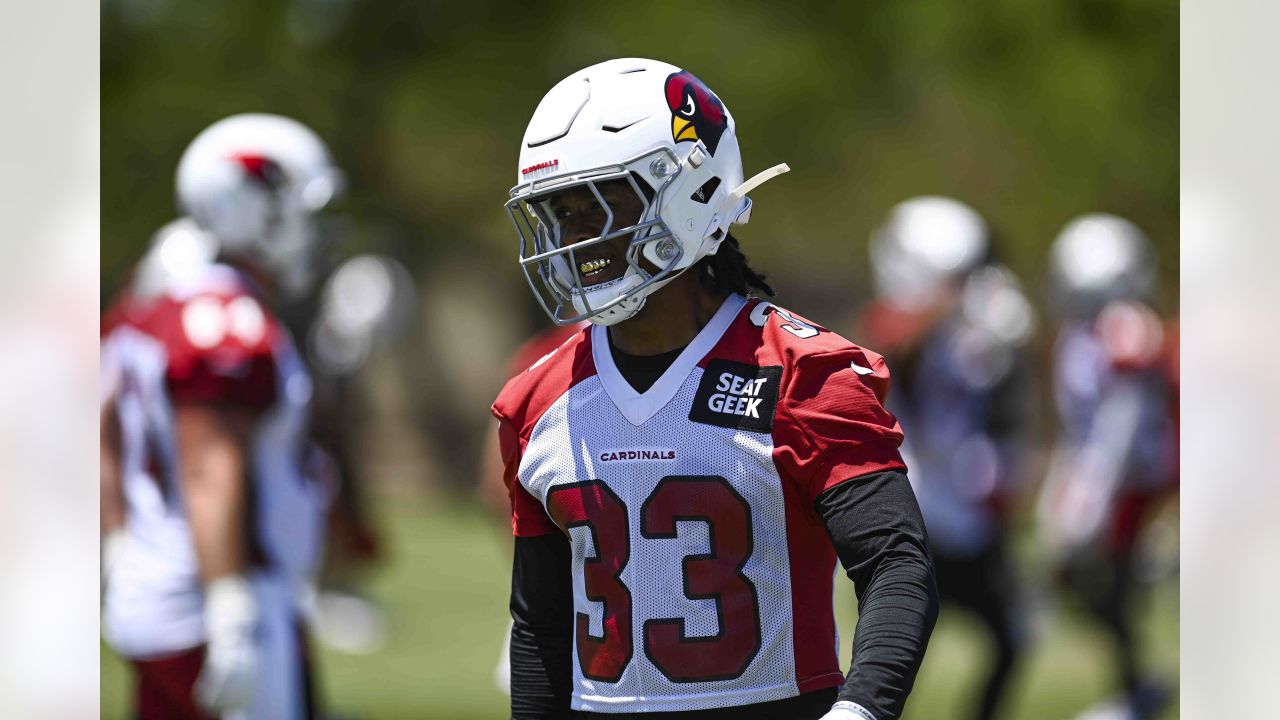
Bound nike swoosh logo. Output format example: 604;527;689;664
602;118;646;133
850;361;875;376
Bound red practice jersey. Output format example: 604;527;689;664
492;294;905;713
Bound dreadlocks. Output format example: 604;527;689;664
696;232;775;298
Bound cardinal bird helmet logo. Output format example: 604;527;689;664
664;70;729;156
229;153;287;190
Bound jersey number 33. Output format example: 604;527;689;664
546;475;762;683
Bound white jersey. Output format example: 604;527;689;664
102;263;329;661
493;295;906;713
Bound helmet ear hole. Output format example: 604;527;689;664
690;176;721;205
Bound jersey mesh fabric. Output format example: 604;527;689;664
520;369;801;713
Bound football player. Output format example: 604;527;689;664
859;197;1037;720
283;252;417;656
100;114;343;720
101;217;220;591
1038;214;1175;720
493;58;938;720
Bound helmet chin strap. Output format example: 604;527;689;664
586;295;644;326
727;163;790;225
572;265;651;326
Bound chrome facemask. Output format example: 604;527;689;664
505;150;688;326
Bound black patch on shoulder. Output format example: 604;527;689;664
689;359;782;433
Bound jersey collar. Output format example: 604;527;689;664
592;293;747;426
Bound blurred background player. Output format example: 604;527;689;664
858;197;1038;720
1037;214;1176;720
101;217;221;590
100;113;344;720
279;250;417;657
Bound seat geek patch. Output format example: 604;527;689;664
689;359;783;432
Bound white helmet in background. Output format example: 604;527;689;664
1048;213;1155;317
506;58;789;326
176;113;345;295
871;196;989;311
133;217;219;300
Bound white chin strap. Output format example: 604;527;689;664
572;267;650;326
584;294;646;326
728;163;790;225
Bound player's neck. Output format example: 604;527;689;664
608;271;728;356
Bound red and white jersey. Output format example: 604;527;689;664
102;263;329;660
492;294;905;713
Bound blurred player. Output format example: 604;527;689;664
285;251;416;655
859;197;1036;720
494;58;938;720
1037;214;1175;720
102;218;221;588
100;114;344;720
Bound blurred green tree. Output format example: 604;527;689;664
103;0;1177;313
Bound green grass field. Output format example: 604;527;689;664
101;494;1177;719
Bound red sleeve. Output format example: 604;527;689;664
491;328;593;537
159;293;279;409
504;323;584;379
772;346;906;502
495;412;560;538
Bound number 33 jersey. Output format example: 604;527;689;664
492;294;906;713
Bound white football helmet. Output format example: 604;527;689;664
870;196;990;311
176;113;344;295
132;218;219;301
1048;213;1155;317
506;58;789;326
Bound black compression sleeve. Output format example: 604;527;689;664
511;533;574;720
815;470;939;720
